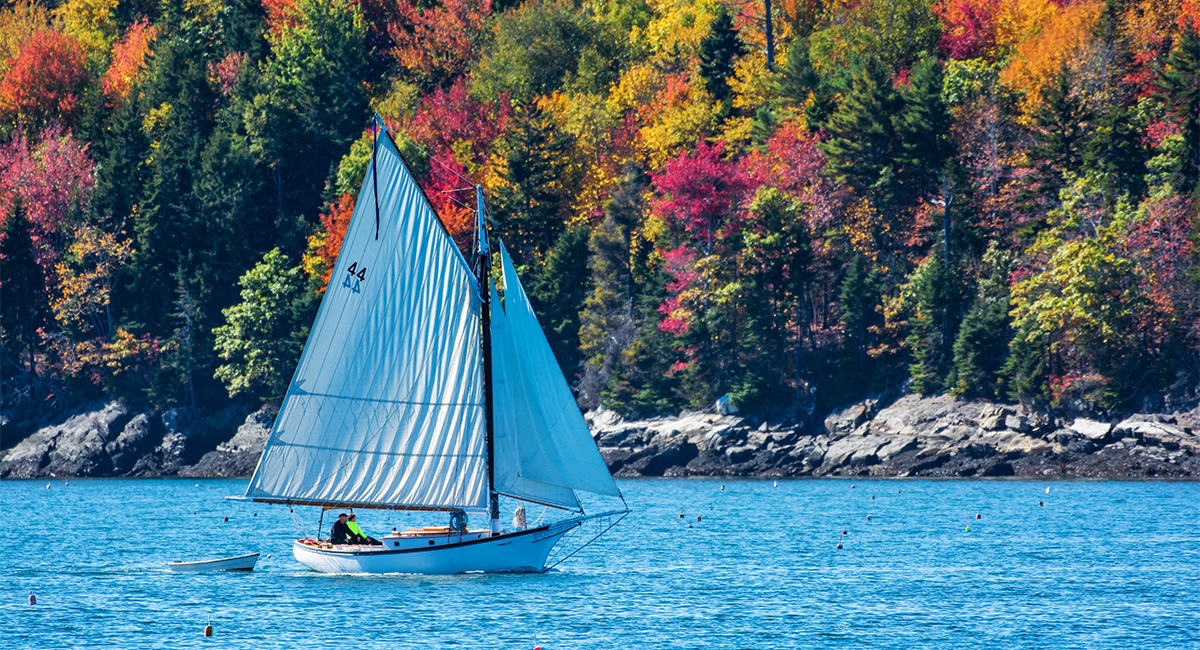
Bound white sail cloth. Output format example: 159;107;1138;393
244;132;488;511
491;244;622;508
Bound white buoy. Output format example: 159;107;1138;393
1045;486;1051;494
773;481;778;487
45;483;50;489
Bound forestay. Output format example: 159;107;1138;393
491;244;622;506
243;131;488;511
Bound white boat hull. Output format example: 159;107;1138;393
293;520;579;574
168;553;260;572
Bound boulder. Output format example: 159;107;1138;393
182;409;275;478
0;402;132;478
1069;418;1113;442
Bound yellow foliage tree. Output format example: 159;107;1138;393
1000;0;1103;118
0;1;50;77
51;223;133;339
54;0;118;66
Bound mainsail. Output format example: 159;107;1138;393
244;130;488;511
491;244;622;507
244;121;621;515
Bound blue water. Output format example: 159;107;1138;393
1;478;1197;648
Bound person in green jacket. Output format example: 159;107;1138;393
347;513;382;545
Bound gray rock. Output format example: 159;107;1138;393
1069;418;1113;442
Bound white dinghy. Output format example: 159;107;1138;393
229;118;628;575
167;553;259;572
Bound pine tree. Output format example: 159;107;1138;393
903;249;960;395
837;254;883;397
1083;103;1147;201
578;169;643;409
777;37;817;107
0;201;49;380
698;7;744;106
1029;70;1090;196
895;57;951;206
493;102;577;264
1157;26;1200;195
952;247;1013;400
820;57;901;203
528;224;591;384
246;0;369;238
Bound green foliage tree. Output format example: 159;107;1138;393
246;0;369;241
777;37;818;107
951;245;1014;400
473;0;622;104
213;248;316;400
493;102;578;264
1156;26;1200;195
820;57;901;203
698;6;745;107
578;169;643;409
895;57;952;204
837;254;883;396
0;201;49;381
902;247;961;395
528;224;591;382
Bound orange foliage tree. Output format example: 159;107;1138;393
302;192;355;291
101;19;157;102
389;0;491;89
0;30;90;129
1000;0;1103;118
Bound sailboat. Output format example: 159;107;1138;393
231;117;628;574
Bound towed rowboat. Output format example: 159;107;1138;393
167;553;260;572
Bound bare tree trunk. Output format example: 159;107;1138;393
764;0;775;71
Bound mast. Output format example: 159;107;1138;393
477;184;501;534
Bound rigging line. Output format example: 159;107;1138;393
543;511;630;572
372;116;381;240
425;148;479;187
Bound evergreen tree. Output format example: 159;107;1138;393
698;7;744;106
1083;103;1147;201
1029;70;1090;196
123;2;215;336
493;102;577;264
578;169;643;409
895;57;952;206
837;254;883;397
1002;319;1051;406
777;37;818;107
820;57;902;203
952;246;1013;400
1157;26;1200;195
903;248;960;395
0;201;49;381
246;0;369;242
528;224;591;384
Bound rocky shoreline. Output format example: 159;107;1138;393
2;395;1199;479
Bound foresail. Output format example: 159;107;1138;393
491;284;581;510
491;244;622;503
244;130;488;511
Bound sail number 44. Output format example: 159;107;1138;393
343;262;367;293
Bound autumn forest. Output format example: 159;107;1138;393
1;0;1198;428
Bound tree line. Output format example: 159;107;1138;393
1;0;1198;426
